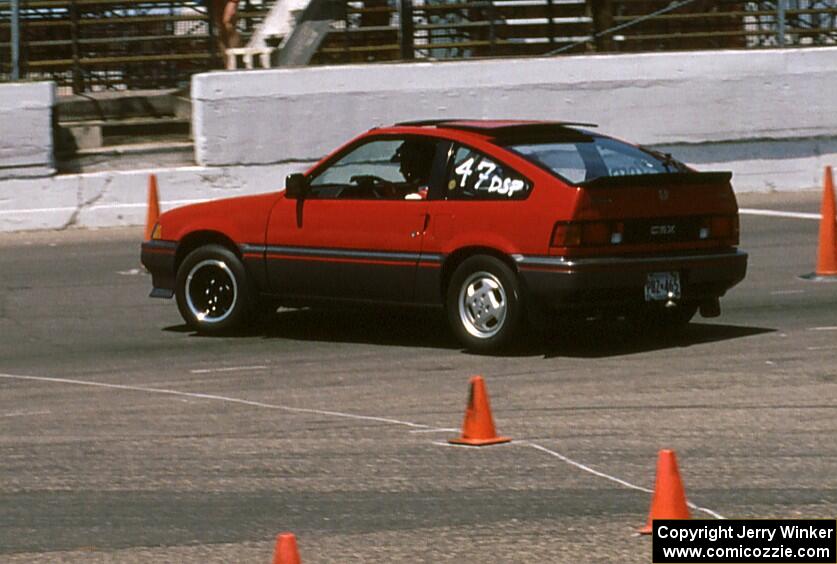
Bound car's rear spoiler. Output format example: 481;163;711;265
578;171;732;188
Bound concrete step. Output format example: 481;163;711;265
57;116;191;153
56;89;182;122
172;94;192;120
56;141;195;174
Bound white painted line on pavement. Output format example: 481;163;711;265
0;199;209;216
410;427;459;433
525;441;652;493
770;289;805;295
2;410;51;417
0;372;430;429
739;208;821;220
524;442;726;520
0;206;77;215
190;365;269;374
807;326;837;331
0;371;727;521
89;200;210;211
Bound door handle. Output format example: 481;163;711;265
411;213;430;238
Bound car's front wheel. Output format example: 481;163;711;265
446;255;524;352
175;244;255;334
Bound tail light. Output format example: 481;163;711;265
551;221;624;248
700;215;739;242
551;215;739;248
551;223;582;247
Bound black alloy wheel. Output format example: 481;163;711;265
175;244;256;334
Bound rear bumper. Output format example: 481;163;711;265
517;249;748;310
140;240;177;298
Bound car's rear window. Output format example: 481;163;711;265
505;136;686;184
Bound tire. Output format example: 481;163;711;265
446;255;524;352
175;244;257;335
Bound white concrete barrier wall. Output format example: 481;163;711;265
0;81;56;180
193;47;837;169
2;50;837;233
658;137;837;192
0;163;306;232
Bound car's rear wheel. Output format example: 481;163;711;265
446;255;524;352
175;244;255;334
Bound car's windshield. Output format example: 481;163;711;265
505;135;687;184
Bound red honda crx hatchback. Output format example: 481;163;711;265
141;120;747;352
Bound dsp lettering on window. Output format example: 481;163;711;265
453;155;527;198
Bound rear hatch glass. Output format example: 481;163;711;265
505;134;691;184
503;132;739;250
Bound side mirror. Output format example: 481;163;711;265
285;173;308;199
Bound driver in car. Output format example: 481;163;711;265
395;140;435;200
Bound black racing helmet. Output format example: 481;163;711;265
394;139;435;184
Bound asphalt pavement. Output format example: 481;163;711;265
0;190;835;563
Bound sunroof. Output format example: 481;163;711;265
394;119;470;127
394;119;598;135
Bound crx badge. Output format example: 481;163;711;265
658;189;670;201
651;224;676;235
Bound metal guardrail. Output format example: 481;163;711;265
0;0;272;91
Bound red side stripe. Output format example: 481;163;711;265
518;265;572;273
266;253;415;267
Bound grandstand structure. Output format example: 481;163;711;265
0;0;274;91
1;0;835;90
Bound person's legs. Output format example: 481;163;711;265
223;0;241;50
210;0;240;67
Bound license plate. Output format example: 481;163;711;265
644;272;681;301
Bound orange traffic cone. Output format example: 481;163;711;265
816;166;837;276
449;376;511;446
144;174;160;241
640;449;691;534
272;532;301;564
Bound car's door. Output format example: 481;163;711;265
413;141;535;303
265;136;444;302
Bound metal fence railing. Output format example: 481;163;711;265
314;0;596;64
312;0;835;64
0;0;272;92
602;0;836;51
2;0;835;90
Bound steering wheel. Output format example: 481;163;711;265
349;175;394;198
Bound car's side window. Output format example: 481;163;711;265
308;138;438;200
445;144;531;200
